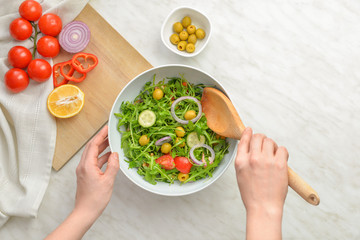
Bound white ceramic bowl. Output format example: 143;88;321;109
161;7;212;57
108;65;237;196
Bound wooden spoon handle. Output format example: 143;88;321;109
288;167;320;205
200;88;320;205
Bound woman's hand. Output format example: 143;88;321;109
235;127;288;240
74;125;120;221
46;125;119;240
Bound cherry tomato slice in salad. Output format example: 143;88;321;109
156;154;175;170
174;156;192;174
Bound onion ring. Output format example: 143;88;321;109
189;143;215;166
170;96;202;124
155;136;172;146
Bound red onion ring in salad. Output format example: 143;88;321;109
59;21;90;53
170;96;202;124
189;143;215;166
155;136;172;146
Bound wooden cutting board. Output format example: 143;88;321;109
52;4;152;171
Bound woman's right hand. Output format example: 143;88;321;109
235;127;289;239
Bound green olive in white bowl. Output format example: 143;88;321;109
161;7;212;57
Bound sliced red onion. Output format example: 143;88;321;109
189;143;215;166
171;96;202;124
59;21;90;53
155;136;172;146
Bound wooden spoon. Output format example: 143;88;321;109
201;87;320;206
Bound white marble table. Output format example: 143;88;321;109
1;0;360;239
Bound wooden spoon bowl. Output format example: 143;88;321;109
201;87;320;206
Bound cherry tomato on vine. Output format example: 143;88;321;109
174;156;192;174
9;18;32;40
37;36;60;58
27;59;52;82
7;46;32;68
19;0;42;21
5;68;29;93
38;13;62;36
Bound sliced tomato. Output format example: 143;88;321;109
174;156;192;174
155;154;175;170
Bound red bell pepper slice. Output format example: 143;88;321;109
71;52;98;73
60;60;87;83
53;62;71;88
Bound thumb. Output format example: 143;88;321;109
105;152;120;179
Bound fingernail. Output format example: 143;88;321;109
113;152;119;160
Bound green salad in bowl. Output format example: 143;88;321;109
115;75;229;185
108;65;237;196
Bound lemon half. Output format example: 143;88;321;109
47;84;85;118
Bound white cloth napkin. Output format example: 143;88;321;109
0;0;88;228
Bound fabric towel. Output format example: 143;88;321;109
0;0;88;228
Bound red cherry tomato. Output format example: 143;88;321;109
5;68;29;93
37;36;60;58
174;156;192;173
9;18;32;40
7;46;32;68
19;0;42;21
38;13;62;37
155;154;175;170
27;59;52;82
